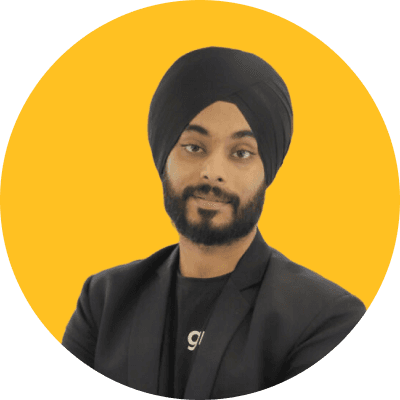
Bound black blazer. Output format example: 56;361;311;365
62;229;366;399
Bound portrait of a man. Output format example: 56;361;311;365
62;47;366;399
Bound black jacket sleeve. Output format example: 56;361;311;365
278;293;366;382
62;276;98;368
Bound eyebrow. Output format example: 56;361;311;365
183;124;256;140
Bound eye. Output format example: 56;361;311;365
181;144;204;154
233;149;253;159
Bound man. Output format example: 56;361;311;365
62;47;366;399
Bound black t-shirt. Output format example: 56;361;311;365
172;268;232;399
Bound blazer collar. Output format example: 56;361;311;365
127;246;179;395
229;227;272;292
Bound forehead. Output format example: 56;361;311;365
181;101;255;142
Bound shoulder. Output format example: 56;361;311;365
261;247;366;315
84;244;177;304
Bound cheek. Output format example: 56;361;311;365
240;165;264;190
247;160;265;190
165;151;195;190
165;148;199;183
165;151;183;182
246;174;264;192
236;168;265;204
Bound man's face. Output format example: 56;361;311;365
163;101;267;246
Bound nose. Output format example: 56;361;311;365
200;151;227;184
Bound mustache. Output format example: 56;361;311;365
182;184;240;207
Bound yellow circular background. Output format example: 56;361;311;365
1;1;399;343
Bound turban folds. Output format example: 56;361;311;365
148;47;293;187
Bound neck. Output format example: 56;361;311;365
178;226;258;278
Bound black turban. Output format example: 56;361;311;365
148;47;293;187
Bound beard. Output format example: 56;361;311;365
162;172;267;247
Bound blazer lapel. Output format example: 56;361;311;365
184;228;272;400
127;246;179;394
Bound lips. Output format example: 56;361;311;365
194;195;230;204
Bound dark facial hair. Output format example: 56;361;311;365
162;172;267;246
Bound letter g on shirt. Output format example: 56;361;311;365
187;330;205;351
